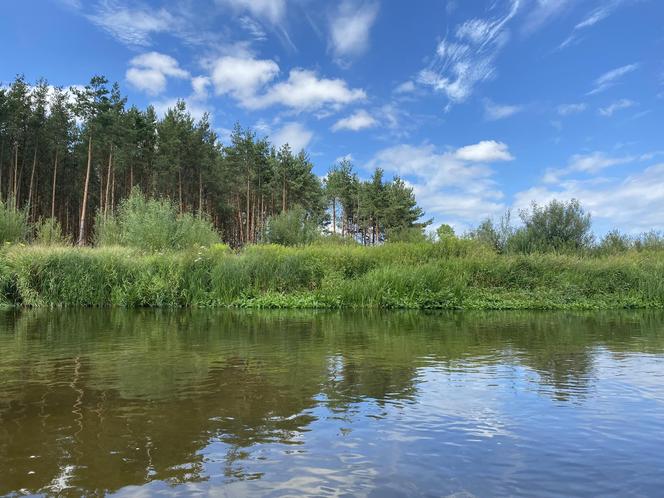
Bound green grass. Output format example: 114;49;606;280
1;241;663;309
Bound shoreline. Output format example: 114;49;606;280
2;242;663;310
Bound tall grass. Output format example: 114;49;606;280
0;200;29;244
1;242;663;309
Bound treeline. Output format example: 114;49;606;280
0;75;424;246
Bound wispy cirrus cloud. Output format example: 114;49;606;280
558;0;630;50
598;98;635;117
86;0;175;46
418;0;520;107
483;100;523;120
542;151;635;183
557;103;587;116
588;63;639;95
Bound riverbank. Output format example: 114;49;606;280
1;241;663;309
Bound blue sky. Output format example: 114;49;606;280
2;0;662;234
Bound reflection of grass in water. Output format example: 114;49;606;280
2;242;664;309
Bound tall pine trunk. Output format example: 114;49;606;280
104;146;112;218
78;134;93;246
51;149;58;219
27;141;38;213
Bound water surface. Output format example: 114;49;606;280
1;310;663;497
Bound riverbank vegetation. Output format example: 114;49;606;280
2;75;664;310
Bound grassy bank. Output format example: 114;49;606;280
1;240;663;309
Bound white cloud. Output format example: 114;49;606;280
125;52;189;95
588;63;639;95
252;69;366;111
542;151;634;183
272;122;313;152
210;56;280;102
418;0;519;105
329;0;379;60
521;0;572;34
514;162;664;233
87;1;175;46
208;56;366;112
332;109;377;131
455;140;514;162
484;100;523;120
191;76;211;100
557;103;587;116
367;142;511;224
215;0;286;24
558;1;628;50
598;99;635;117
394;81;416;94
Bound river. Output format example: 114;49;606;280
1;310;663;496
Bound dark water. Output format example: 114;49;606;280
1;310;664;497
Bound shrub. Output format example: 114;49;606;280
263;206;319;246
514;199;594;253
33;218;71;246
0;200;28;244
94;188;220;251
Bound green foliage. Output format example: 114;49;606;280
597;229;631;255
33;217;70;246
513;199;593;253
94;188;220;251
0;200;29;244
436;224;455;240
1;243;663;309
263;206;320;246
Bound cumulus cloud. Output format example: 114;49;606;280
483;100;523;120
418;0;519;105
210;56;280;103
126;52;189;95
209;56;366;111
332;109;377;131
514;162;664;233
455;140;514;162
329;0;379;61
366;141;514;226
598;99;635;117
588;63;639;95
272;122;313;152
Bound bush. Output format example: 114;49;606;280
596;230;631;255
0;200;29;244
33;217;71;246
263;206;319;246
94;188;220;251
515;199;593;253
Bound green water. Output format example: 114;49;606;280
1;310;664;497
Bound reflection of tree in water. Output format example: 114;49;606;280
0;309;663;495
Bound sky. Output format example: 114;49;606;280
1;0;663;234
